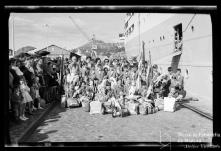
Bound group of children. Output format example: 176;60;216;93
62;54;186;117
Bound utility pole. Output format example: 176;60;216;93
12;14;15;56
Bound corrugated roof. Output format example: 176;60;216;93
36;44;71;53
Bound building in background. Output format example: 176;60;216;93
124;13;212;110
36;44;71;59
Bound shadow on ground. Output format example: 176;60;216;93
23;103;67;142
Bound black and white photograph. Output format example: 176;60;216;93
5;5;218;148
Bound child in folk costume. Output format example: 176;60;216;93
99;81;115;114
128;80;138;97
66;79;83;108
123;76;131;95
31;77;44;110
95;64;104;85
103;81;116;102
19;77;33;119
113;91;127;110
69;63;81;84
72;81;83;104
113;79;124;99
130;64;139;82
78;81;89;104
67;64;80;98
113;65;123;81
112;92;128;118
108;64;115;78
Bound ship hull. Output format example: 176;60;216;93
125;14;212;104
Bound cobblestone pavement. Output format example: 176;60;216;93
26;104;213;142
9;104;51;144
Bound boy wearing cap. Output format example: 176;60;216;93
176;68;184;90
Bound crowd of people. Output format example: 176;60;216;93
9;51;188;122
9;56;61;122
62;53;187;117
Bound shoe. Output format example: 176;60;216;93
23;116;29;120
38;106;44;110
19;116;26;121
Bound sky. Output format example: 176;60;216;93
9;13;125;51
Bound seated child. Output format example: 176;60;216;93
168;86;185;102
104;81;115;102
113;79;124;98
127;80;140;100
123;76;131;95
115;91;126;109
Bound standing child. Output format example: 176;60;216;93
16;78;29;120
31;77;44;109
11;84;23;121
19;77;34;116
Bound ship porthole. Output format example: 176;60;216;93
185;68;189;79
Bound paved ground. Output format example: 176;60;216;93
9;104;51;144
25;103;213;143
185;94;212;116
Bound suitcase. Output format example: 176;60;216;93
67;98;80;108
164;97;176;112
103;101;112;114
89;101;104;114
139;104;147;115
121;108;130;117
147;106;153;114
82;99;90;112
127;101;139;115
112;107;121;118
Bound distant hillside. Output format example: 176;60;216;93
71;39;125;58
